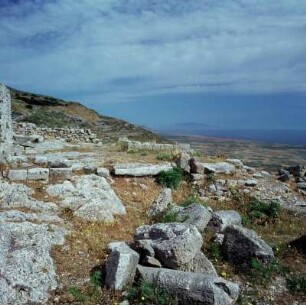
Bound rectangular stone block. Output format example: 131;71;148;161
7;169;27;181
49;168;72;182
27;168;49;181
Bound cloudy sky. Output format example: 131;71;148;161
0;0;306;131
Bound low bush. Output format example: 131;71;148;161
156;152;173;161
247;199;281;224
248;258;286;282
156;168;183;189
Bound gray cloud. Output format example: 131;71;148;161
0;0;305;102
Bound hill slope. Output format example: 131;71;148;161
10;87;166;143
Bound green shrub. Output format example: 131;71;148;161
90;270;102;287
209;242;222;260
248;258;286;282
180;195;200;207
126;280;176;305
156;152;173;161
162;210;179;223
68;286;88;302
287;274;306;295
156;168;183;189
248;199;280;224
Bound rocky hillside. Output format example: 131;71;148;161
10;87;166;143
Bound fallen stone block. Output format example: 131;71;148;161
209;210;242;232
202;162;236;174
105;242;139;290
176;203;212;233
222;225;274;265
113;162;173;176
134;223;202;270
137;266;240;305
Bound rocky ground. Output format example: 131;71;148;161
1;134;306;305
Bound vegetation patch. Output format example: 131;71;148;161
156;168;183;189
156;152;173;161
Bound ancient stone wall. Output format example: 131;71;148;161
119;137;190;152
14;122;99;143
0;83;13;157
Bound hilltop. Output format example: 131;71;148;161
9;87;166;143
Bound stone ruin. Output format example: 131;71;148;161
0;83;13;158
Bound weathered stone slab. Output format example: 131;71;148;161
202;162;236;174
113;162;173;176
49;168;72;181
7;169;27;181
0;181;57;211
27;168;49;181
137;266;240;305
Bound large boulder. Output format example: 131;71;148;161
176;203;212;233
134;223;202;270
147;188;172;217
137;266;240;305
105;242;140;290
222;225;274;265
113;162;173;176
209;210;242;232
